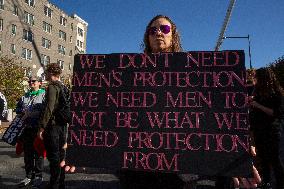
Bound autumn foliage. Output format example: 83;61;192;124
269;55;284;88
0;56;25;109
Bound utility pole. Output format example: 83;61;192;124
223;35;253;68
214;0;236;51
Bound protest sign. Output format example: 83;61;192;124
2;115;24;145
67;51;253;177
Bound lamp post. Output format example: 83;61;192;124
223;35;252;69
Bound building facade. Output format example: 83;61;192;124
0;0;88;78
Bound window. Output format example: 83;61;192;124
69;50;72;56
43;21;52;33
21;48;32;60
11;24;16;35
11;44;15;54
57;60;64;70
58;45;65;55
13;5;18;16
23;29;33;42
24;11;34;25
77;40;83;48
21;48;26;59
78;27;83;37
0;0;4;10
0;19;3;31
0;40;2;52
27;49;32;60
25;0;35;7
60;16;66;26
41;54;50;65
70;36;72;43
71;23;73;31
42;38;51;49
44;6;52;18
24;68;31;78
59;30;66;41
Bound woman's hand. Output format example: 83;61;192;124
60;160;76;173
232;146;260;188
37;128;45;140
60;143;76;173
232;165;261;188
250;146;256;157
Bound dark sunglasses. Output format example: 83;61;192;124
28;80;38;83
148;25;171;35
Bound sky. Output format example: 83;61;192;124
50;0;284;69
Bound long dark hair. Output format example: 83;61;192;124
142;15;183;53
255;67;284;98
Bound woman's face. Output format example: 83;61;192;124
148;18;173;53
29;78;41;90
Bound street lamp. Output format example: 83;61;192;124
223;35;252;69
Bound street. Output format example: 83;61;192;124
0;122;120;189
0;131;213;189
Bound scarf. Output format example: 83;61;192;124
28;88;45;96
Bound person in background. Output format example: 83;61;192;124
37;63;68;189
0;89;8;122
249;67;284;189
228;68;262;189
16;76;45;188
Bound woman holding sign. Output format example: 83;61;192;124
249;67;284;188
63;14;185;189
119;15;185;189
63;14;263;189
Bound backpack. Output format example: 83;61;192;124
53;82;72;124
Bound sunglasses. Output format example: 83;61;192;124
148;25;171;35
28;80;38;83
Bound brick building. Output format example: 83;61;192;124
0;0;88;78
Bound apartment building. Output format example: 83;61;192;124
0;0;88;77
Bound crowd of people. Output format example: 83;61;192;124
14;63;69;189
1;14;283;189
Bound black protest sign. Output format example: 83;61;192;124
67;51;253;177
2;115;24;145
